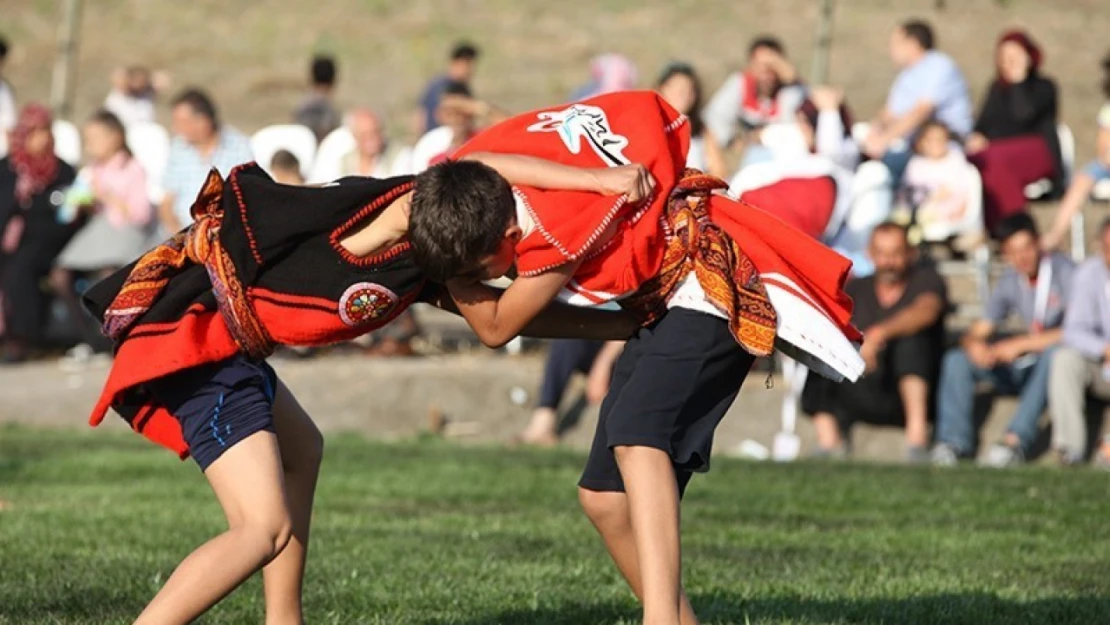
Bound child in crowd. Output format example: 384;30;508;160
900;120;980;243
1043;51;1110;250
82;159;639;622
269;149;305;185
406;91;863;625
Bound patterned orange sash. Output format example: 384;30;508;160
101;169;274;360
621;169;778;356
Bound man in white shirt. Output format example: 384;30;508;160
338;108;411;178
0;37;16;133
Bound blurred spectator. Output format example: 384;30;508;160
104;66;167;127
965;31;1061;233
901;121;980;243
518;340;623;446
864;19;972;184
655;62;727;179
269;149;304;185
0;105;78;363
418;42;479;135
339;108;411;178
1042;52;1110;251
1049;217;1110;467
411;82;503;172
0;37;14;132
932;214;1073;467
796;87;858;171
704;36;805;163
571;54;638;101
801;222;947;462
293;55;341;143
159;88;252;234
51;110;150;355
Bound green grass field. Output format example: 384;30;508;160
1;425;1108;624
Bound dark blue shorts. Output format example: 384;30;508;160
145;355;278;471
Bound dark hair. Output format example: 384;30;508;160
451;42;479;62
871;221;910;243
270;149;301;173
995;212;1039;243
656;62;706;137
87;109;132;158
900;19;935;51
1101;51;1110;99
409;160;515;282
311;55;336;87
171;88;219;128
442;80;473;98
912;119;952;153
798;98;853;141
0;36;10;59
748;36;784;58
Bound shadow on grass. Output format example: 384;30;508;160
445;592;1110;625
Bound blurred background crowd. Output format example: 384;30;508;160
3;2;1110;467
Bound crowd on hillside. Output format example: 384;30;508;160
2;18;1110;466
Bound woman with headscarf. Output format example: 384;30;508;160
965;30;1061;233
0;104;78;362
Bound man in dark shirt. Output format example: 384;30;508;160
803;222;949;462
418;42;479;135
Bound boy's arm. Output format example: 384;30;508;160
444;261;582;348
462;152;654;199
422;284;639;342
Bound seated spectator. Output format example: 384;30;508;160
293;55;341;143
0;105;78;363
863;19;972;184
801;222;947;461
51;110;151;354
0;37;15;132
900;120;980;243
965;31;1061;233
410;82;503;172
518;340;623;446
932;214;1074;467
417;42;479;135
104;65;166;127
655;62;727;179
1049;217;1110;467
159;88;253;234
269;149;305;185
1042;52;1110;251
570;54;638;101
705;36;806;165
339;108;412;178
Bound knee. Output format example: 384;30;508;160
1050;347;1085;381
941;348;972;378
240;511;294;562
578;487;626;530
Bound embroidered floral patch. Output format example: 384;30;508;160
338;282;398;327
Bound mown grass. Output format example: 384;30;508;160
1;425;1108;624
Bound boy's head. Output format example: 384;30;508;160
409;160;519;283
913;120;950;159
310;55;337;90
996;212;1041;278
1102;50;1110;99
270;149;304;185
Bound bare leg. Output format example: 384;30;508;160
1043;172;1095;250
899;375;930;448
519;407;559;446
579;488;699;625
812;412;843;449
134;432;293;625
613;445;682;625
262;382;324;625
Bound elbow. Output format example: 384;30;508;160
474;326;515;349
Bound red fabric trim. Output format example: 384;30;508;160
329;181;415;266
229;163;266;266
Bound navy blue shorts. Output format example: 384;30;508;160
578;308;755;497
145;355;278;471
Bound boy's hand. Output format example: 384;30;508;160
591;164;656;203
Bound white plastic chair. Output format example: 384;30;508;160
308;126;355;184
1024;124;1075;199
1093;180;1110;202
125;121;170;204
52;119;81;165
251;124;317;179
0;131;7;159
